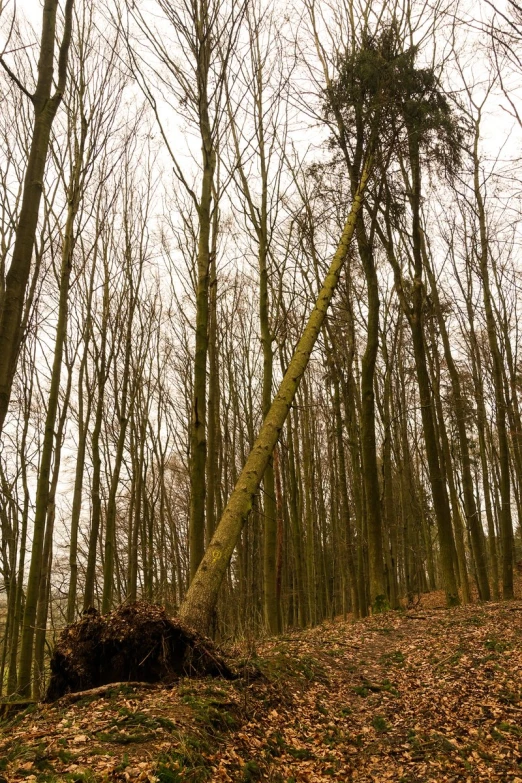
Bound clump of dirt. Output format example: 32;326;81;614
45;601;234;702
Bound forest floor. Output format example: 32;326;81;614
2;592;522;782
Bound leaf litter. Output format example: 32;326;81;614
3;591;522;781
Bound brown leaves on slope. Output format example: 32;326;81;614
3;594;522;781
211;596;522;782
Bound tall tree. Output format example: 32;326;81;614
0;0;74;433
179;155;373;633
126;0;245;583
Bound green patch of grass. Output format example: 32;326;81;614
295;656;328;683
498;688;520;705
380;650;405;666
156;767;182;783
63;771;97;783
380;679;400;696
4;739;53;775
96;730;155;744
430;732;458;752
264;732;316;762
0;701;38;728
180;690;238;731
247;650;327;684
485;637;509;653
495;721;522;736
323;726;344;746
353;679;398;698
372;715;389;733
449;649;464;665
466;614;485;627
13;770;34;780
325;649;340;658
56;749;75;763
85;746;112;757
241;760;262;781
155;735;212;782
265;731;285;757
373;595;390;614
114;706;176;732
286;746;314;760
113;752;130;772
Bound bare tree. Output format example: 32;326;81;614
0;0;74;433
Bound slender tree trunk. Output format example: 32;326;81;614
286;406;307;626
0;0;74;433
205;232;219;547
380;324;400;609
427;323;470;603
83;266;110;611
67;338;91;622
188;36;216;581
6;355;33;693
332;373;360;617
380;141;459;606
358;219;385;610
424;248;490;600
102;301;134;612
17;148;80;695
472;121;514;599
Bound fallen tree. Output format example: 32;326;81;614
178;154;374;635
45;601;234;701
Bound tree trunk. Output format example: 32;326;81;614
0;0;74;433
179;157;372;633
188;53;216;582
424;247;490;600
472;120;514;599
358;219;386;610
17;149;79;695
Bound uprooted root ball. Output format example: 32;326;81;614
45;601;234;702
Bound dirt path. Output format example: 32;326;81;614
2;594;522;782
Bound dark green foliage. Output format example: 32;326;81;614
241;760;262;781
485;637;509;653
324;23;464;176
372;714;390;732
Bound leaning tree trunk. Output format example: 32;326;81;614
179;156;373;634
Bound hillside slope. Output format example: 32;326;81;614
2;594;522;782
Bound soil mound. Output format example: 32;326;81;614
45;601;234;702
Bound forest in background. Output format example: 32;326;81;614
0;0;522;701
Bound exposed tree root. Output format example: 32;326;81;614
45;601;234;702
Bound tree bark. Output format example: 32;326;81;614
0;0;74;433
179;157;372;634
472;120;514;599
